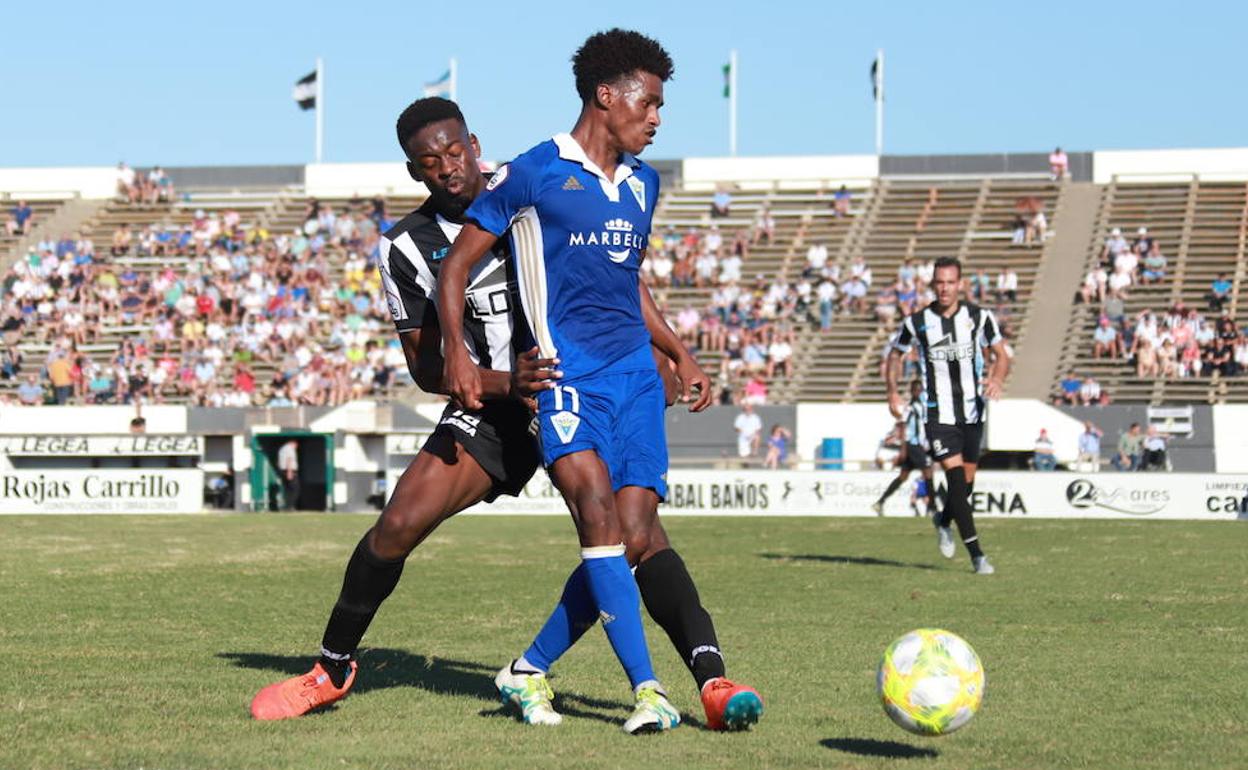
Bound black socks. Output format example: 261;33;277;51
634;548;725;689
943;466;984;560
319;532;406;685
878;476;905;506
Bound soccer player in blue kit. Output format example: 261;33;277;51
439;29;762;734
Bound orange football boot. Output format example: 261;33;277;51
250;661;357;720
700;677;763;731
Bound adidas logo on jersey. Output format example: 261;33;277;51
562;175;584;191
550;410;581;444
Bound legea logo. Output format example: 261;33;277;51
568;219;643;263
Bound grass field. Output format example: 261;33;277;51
2;513;1246;769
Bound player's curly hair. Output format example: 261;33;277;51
572;28;674;104
395;97;465;152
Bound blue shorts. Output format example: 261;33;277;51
535;367;669;500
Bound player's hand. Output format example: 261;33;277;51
983;378;1003;400
675;354;712;412
888;391;905;419
511;346;561;399
444;349;484;411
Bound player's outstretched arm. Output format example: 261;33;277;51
436;223;499;410
638;275;711;411
885;348;905;418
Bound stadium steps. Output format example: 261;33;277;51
794;177;1056;402
1009;181;1099;398
1052;179;1200;403
1;197;78;267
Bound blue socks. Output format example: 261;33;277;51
522;563;596;672
522;545;656;689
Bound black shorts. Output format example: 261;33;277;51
926;422;984;464
900;443;930;471
426;400;540;502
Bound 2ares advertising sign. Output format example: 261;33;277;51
0;469;204;514
966;473;1248;520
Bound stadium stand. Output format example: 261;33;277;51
795;178;1059;402
1054;178;1248;404
7;162;1248;409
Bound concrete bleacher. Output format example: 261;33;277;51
795;177;1059;403
646;184;862;401
1;196;71;259
1053;178;1248;404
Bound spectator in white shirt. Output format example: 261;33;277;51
734;402;763;459
805;243;828;274
766;335;793;379
996;268;1018;303
694;251;718;287
816;279;838;330
719;253;743;284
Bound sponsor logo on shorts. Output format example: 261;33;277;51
550;410;580;444
441;409;480;437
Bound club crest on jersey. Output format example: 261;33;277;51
567;218;643;264
625;176;646;211
550;410;581;444
485;164;508;191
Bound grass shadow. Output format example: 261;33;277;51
760;553;940;571
820;737;938;758
220;647;635;726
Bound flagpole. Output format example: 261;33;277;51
449;57;458;103
874;49;883;157
729;49;738;157
315;57;324;163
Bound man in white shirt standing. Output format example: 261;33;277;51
277;439;300;511
734;402;763;461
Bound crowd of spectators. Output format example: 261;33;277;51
644;223;802;406
1079;223;1247;387
1;197;408;407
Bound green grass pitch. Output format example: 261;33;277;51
2;514;1245;769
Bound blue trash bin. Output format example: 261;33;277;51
819;438;844;470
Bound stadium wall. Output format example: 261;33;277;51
0;166;117;199
1093;147;1248;183
880;152;1092;181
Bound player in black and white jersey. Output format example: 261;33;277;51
872;380;936;516
250;98;544;720
885;257;1010;574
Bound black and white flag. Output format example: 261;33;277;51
293;71;316;110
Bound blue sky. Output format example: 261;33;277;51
4;0;1244;167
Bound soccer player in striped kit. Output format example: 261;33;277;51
886;257;1010;574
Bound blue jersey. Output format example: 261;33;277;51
466;133;661;380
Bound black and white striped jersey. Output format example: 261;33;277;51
892;301;1003;426
377;200;521;372
903;395;927;447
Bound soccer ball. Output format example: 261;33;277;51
877;628;984;736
